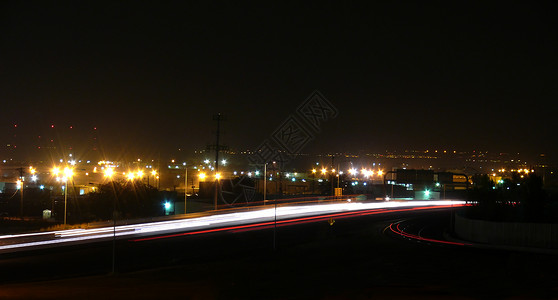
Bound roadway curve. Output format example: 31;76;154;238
3;200;557;299
0;200;465;284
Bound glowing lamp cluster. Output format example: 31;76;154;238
51;166;74;182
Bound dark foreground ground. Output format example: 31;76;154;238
1;209;558;299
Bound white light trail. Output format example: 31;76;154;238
0;200;465;253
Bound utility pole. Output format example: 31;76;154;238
331;155;335;196
263;163;267;204
209;113;227;210
157;152;161;190
214;113;221;210
337;163;340;188
184;164;188;214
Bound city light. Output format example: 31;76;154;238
127;172;135;181
16;180;22;190
361;169;373;177
136;170;144;178
52;167;60;176
215;173;221;180
63;167;73;180
104;167;114;178
199;172;206;180
321;168;327;175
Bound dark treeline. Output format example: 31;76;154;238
466;173;557;222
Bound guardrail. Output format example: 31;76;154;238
454;214;558;249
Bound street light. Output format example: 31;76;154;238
63;167;73;179
126;172;135;181
103;165;116;273
62;166;74;226
16;179;23;219
104;167;114;179
52;167;60;177
149;170;157;187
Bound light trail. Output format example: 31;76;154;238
388;220;471;246
0;200;465;253
134;204;464;241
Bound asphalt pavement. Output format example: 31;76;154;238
2;207;558;299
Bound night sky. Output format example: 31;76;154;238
1;1;557;162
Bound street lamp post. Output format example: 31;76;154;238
63;178;67;225
17;179;23;219
263;163;267;205
214;172;221;210
63;167;73;226
311;168;316;194
103;167;116;274
188;164;190;213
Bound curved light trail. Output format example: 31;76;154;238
388;220;471;246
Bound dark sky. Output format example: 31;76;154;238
1;1;557;161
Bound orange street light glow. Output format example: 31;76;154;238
104;167;114;178
63;167;73;178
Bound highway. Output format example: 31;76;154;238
0;200;465;254
3;198;558;299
